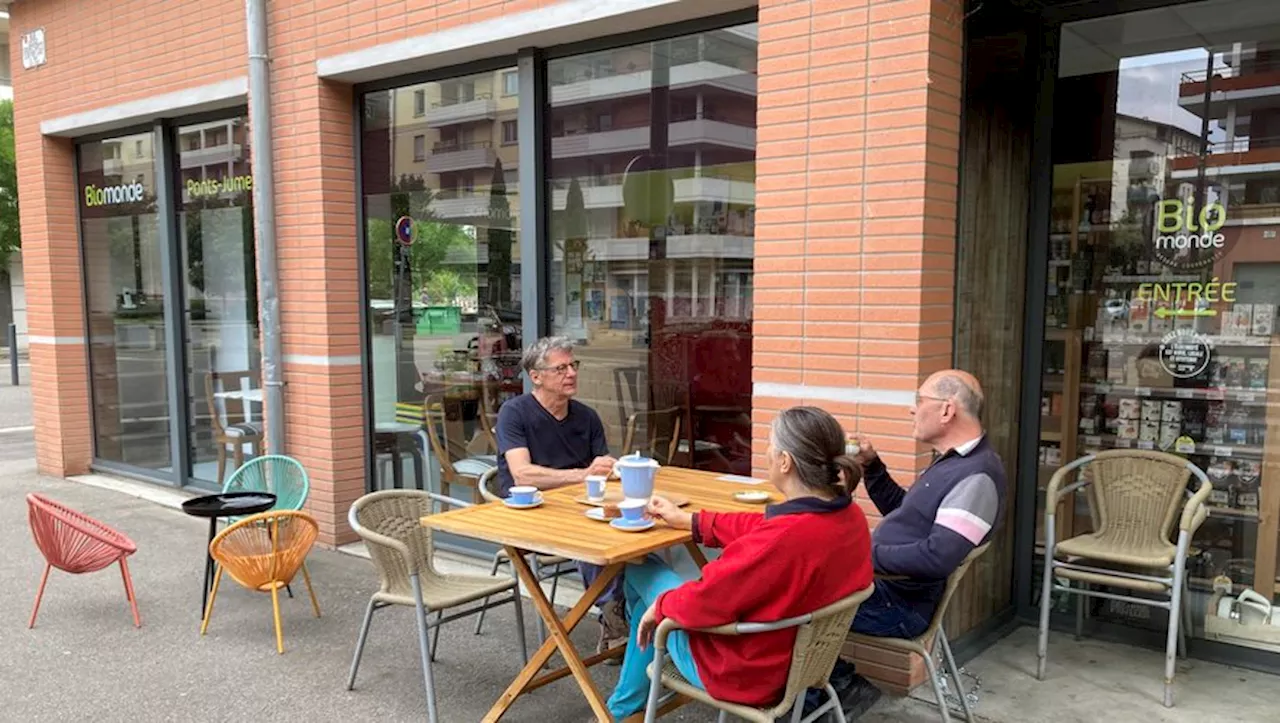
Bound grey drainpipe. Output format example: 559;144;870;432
247;0;285;454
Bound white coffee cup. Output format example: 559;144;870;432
585;475;607;501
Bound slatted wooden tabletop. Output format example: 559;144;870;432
421;466;775;565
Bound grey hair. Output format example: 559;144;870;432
934;373;984;418
521;335;575;375
770;406;858;496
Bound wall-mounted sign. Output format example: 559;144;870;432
83;182;145;207
21;28;46;70
1158;328;1213;379
186;175;252;199
395;216;415;247
1154;198;1231;270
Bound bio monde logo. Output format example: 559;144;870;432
1154;198;1230;270
84;181;146;207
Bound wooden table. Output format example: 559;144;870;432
421;466;773;722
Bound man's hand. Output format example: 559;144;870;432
587;455;618;477
850;437;879;468
636;601;659;651
647;495;692;530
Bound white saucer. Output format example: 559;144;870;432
610;518;655;532
503;495;544;510
585;508;610;522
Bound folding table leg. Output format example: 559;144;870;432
483;551;623;723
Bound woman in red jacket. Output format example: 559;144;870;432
605;406;875;720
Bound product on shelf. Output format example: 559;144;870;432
1159;422;1181;450
1107;351;1127;383
1227;407;1250;445
1142;399;1162;422
1222;304;1253;338
1129;299;1151;333
1248;358;1269;390
1224;357;1246;389
1140;419;1160;443
1162;401;1183;423
1253;304;1275;336
1119;397;1140;420
1235;461;1261;514
1206;458;1235;508
1117;419;1139;441
1205;402;1227;444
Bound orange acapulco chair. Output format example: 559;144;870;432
26;493;141;629
200;510;321;654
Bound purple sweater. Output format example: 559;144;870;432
864;436;1006;619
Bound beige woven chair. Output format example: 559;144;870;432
471;468;576;644
1037;450;1211;708
643;584;875;723
344;489;527;723
848;543;990;723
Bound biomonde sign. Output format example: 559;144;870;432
83;181;146;208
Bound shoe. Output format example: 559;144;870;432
834;674;882;721
598;598;629;666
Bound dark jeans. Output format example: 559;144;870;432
579;561;624;607
804;582;931;713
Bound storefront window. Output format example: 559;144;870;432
362;68;522;494
546;24;757;473
175;115;259;486
1041;0;1280;644
80;132;169;470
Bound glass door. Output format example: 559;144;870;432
173;116;261;487
81;132;171;472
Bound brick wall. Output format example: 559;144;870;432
753;0;965;691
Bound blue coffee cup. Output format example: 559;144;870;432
618;498;647;524
509;486;538;505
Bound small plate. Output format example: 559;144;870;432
503;496;544;510
610;518;655;532
585;508;613;522
733;490;772;504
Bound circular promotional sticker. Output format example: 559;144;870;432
1158;328;1213;380
395;216;415;247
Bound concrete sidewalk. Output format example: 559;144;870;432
2;457;1273;722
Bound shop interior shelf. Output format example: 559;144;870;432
1079;382;1268;405
1078;434;1266;459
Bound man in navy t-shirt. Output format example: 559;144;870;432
495;336;626;655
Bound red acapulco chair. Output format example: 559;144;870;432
26;493;141;629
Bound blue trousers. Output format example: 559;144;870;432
606;557;705;720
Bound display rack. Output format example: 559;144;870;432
1040;175;1280;601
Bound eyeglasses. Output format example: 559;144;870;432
915;392;949;406
535;360;581;375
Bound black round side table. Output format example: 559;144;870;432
182;492;277;618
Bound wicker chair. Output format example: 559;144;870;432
200;510;321;654
26;493;141;629
222;454;310;519
1037;450;1211;708
345;489;527;723
643;584;875;723
471;468;576;644
847;543;991;723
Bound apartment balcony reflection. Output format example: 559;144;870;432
550;61;757;107
425;141;498;173
549;175;754;209
425;94;498;127
549;233;754;262
551;118;755;158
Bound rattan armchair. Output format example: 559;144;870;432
345;489;527;723
643;584;875;723
1037;449;1211;708
848;544;991;723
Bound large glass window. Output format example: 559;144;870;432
362;67;522;494
546;24;757;474
81;132;170;470
1041;0;1280;647
176;115;260;486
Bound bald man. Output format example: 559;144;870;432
812;370;1007;720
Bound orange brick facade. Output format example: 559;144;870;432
12;0;964;694
13;0;963;546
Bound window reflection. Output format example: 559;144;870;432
362;68;522;497
1044;0;1280;640
546;24;758;474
